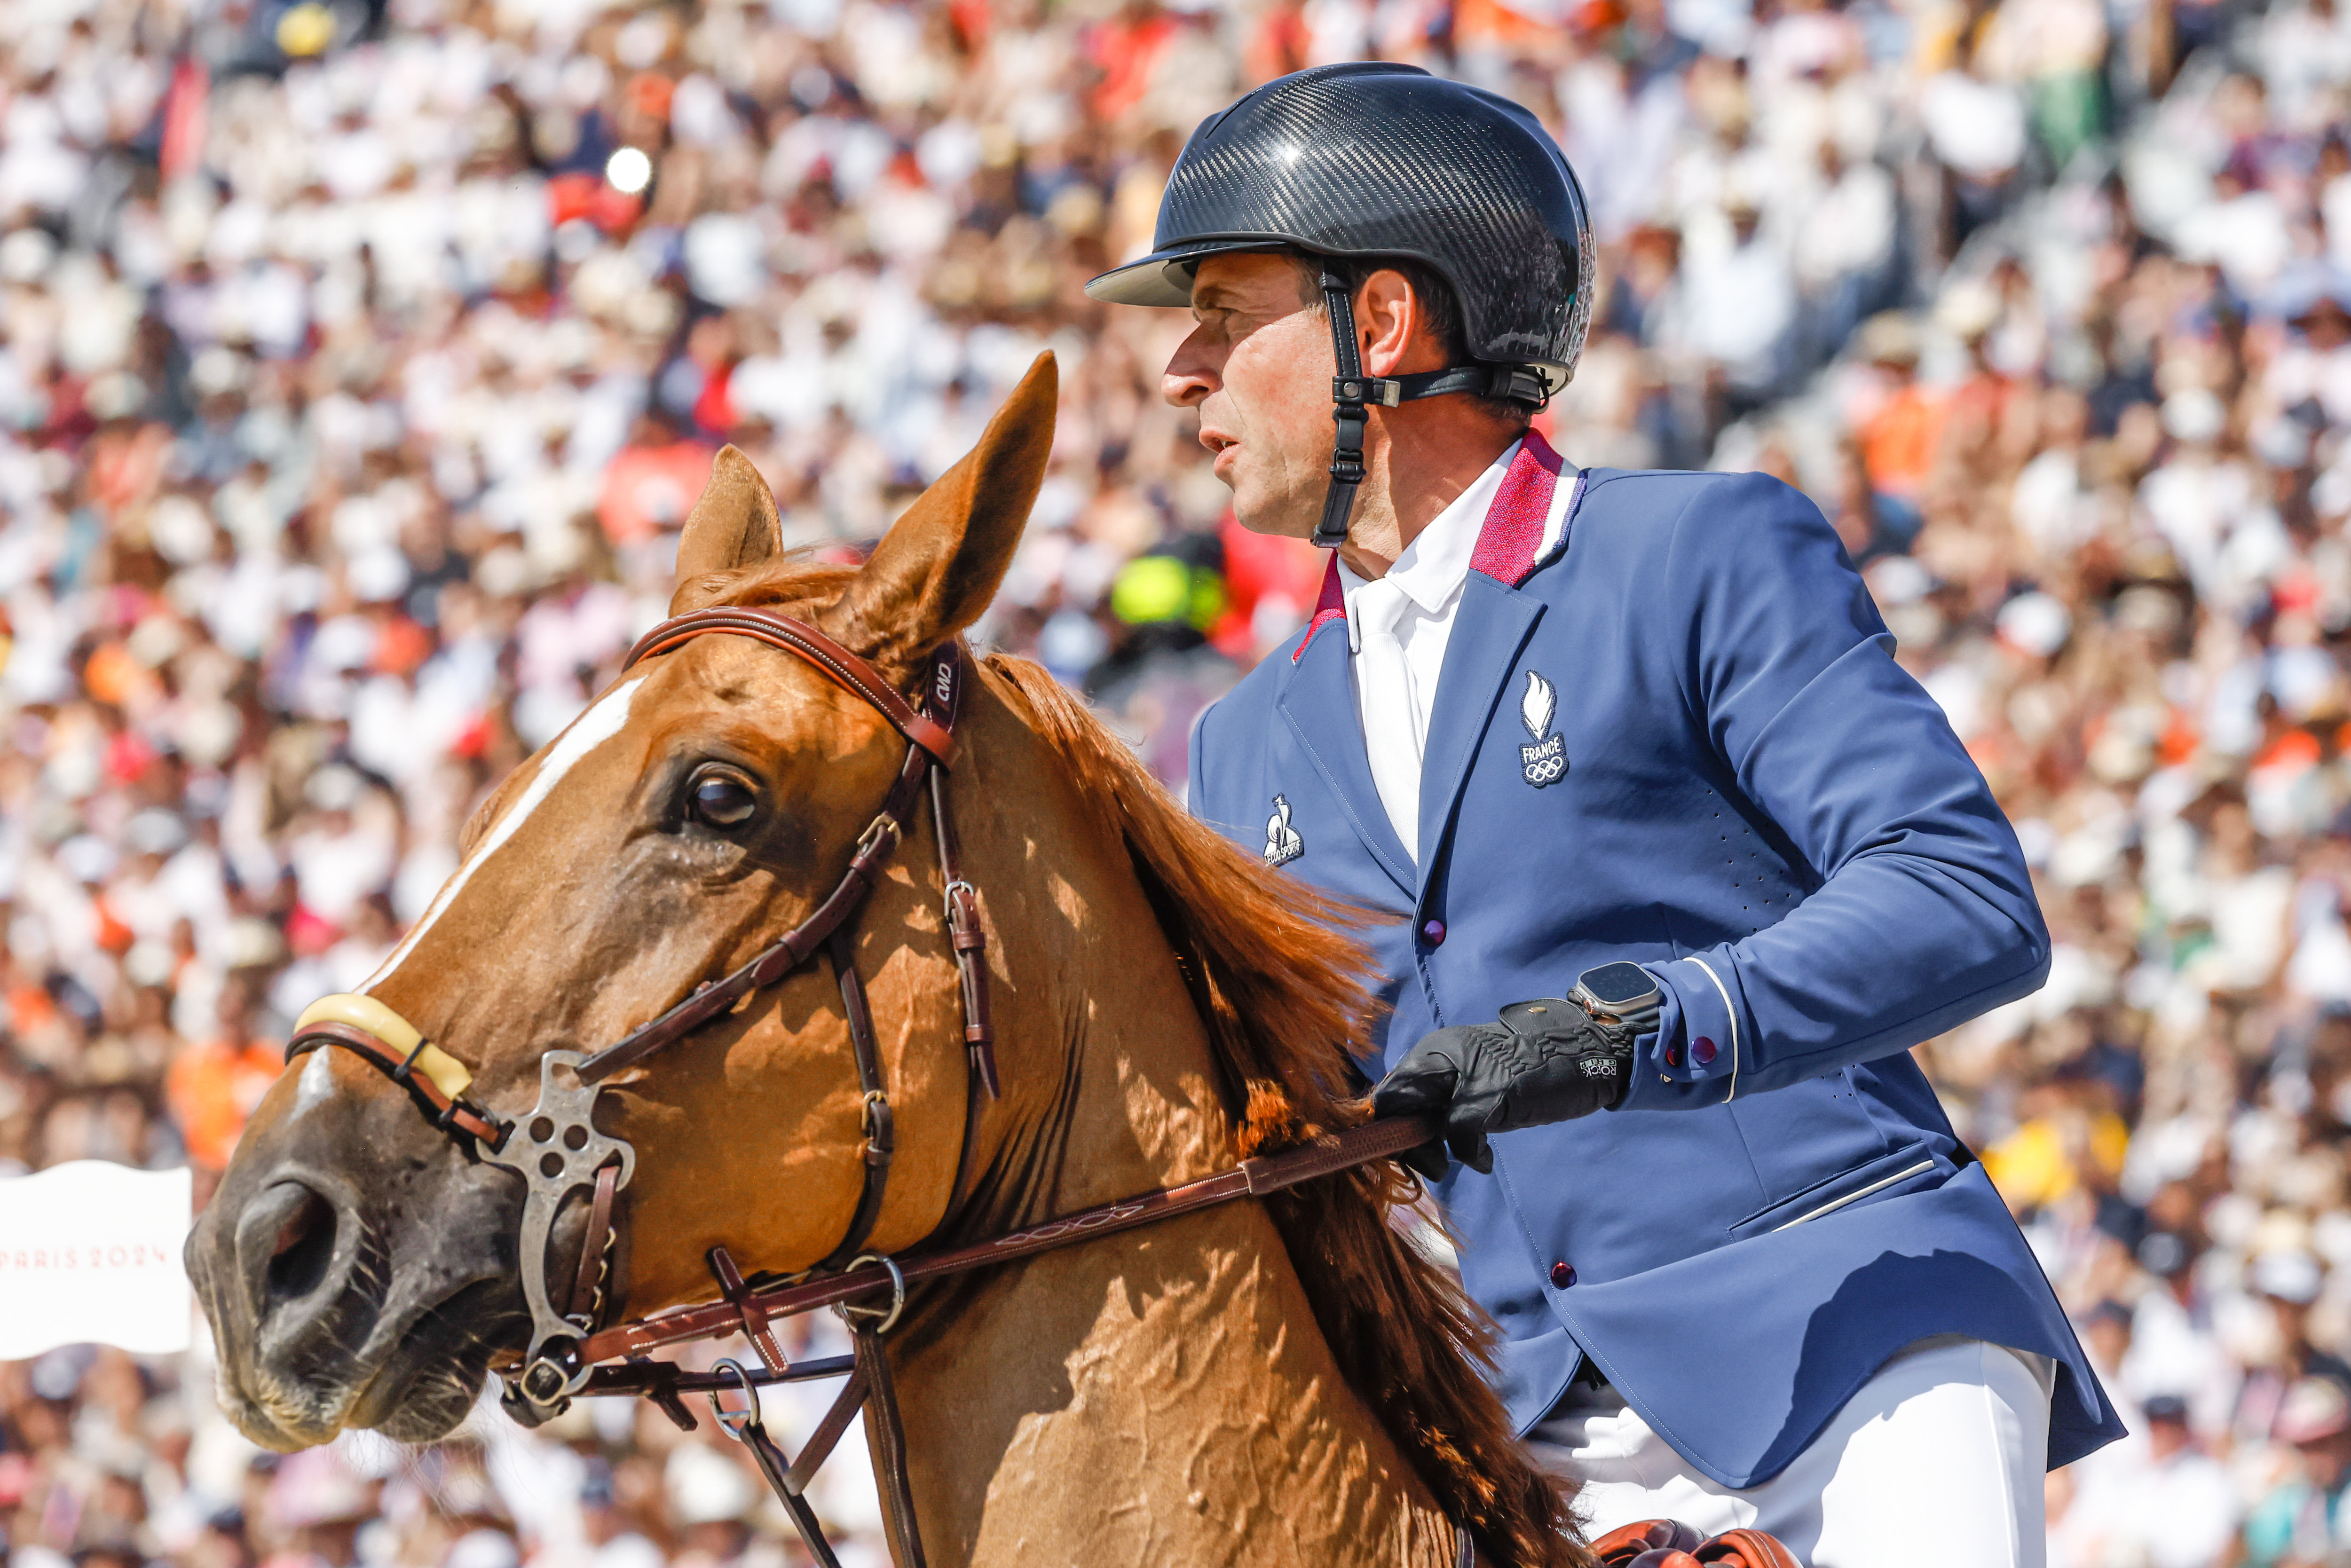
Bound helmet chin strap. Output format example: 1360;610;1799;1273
1313;274;1374;551
1311;272;1552;551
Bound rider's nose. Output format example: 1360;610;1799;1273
1161;328;1218;408
236;1179;358;1332
1162;365;1212;408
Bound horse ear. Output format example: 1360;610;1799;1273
671;446;784;608
820;352;1056;668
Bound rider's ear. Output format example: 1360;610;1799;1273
820;351;1056;670
671;445;785;610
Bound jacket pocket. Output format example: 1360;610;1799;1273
1724;1141;1951;1242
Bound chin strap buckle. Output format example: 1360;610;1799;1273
1490;365;1552;408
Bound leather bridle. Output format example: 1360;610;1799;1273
284;605;1467;1568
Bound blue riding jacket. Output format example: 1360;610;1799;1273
1186;463;2124;1487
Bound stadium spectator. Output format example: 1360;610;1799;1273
2049;1394;2240;1568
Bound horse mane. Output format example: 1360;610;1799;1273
980;655;1583;1568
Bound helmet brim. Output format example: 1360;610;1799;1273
1084;239;1294;307
1083;254;1196;307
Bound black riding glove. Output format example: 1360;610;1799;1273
1372;1000;1640;1178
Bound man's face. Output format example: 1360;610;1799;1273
1161;252;1335;539
2303;302;2351;351
2301;1429;2351;1489
2273;1294;2314;1354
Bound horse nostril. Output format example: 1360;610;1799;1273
265;1187;338;1307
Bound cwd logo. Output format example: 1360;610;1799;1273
1518;670;1566;788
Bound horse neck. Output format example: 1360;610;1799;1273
877;696;1461;1568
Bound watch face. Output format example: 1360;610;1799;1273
1577;961;1659;1009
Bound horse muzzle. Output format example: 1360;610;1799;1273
187;996;533;1448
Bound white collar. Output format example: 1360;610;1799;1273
1336;438;1519;653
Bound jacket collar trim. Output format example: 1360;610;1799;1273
1467;427;1565;588
1291;554;1348;664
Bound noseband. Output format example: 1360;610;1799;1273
285;607;1464;1568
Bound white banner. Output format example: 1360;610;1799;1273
0;1161;192;1358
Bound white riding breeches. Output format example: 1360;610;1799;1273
1524;1337;2055;1568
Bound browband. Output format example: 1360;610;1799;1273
624;608;955;767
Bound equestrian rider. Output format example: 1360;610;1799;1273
1087;63;2122;1564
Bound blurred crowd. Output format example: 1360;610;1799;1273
7;0;2351;1559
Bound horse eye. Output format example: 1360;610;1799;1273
689;772;758;828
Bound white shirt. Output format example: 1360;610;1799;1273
1336;439;1579;863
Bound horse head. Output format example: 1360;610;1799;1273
187;355;1057;1448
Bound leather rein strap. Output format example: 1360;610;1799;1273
580;1111;1444;1361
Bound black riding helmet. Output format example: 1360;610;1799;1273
1086;62;1596;547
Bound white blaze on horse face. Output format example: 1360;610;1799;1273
361;677;647;994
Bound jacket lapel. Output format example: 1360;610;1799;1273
1277;619;1416;895
1414;572;1545;902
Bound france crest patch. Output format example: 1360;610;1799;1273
1519;670;1566;788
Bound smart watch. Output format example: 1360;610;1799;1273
1568;961;1664;1031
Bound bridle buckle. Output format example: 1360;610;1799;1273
856;812;904;859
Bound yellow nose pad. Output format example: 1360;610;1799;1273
293;993;475;1101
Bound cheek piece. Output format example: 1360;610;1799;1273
1309;273;1554;550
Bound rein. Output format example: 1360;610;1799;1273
285;607;1463;1568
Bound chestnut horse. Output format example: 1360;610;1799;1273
186;355;1586;1568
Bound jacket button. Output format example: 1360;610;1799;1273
1549;1261;1576;1288
1421;919;1446;946
1692;1036;1718;1065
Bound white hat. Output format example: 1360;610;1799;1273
665;1442;755;1526
2255;1247;2325;1304
443;1529;520;1568
2162;388;2226;445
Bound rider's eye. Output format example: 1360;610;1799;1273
689;771;758;828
